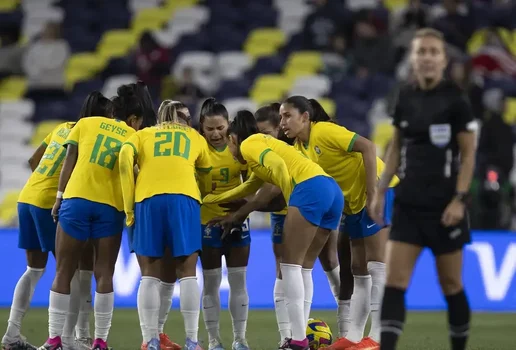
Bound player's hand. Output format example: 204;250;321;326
219;198;248;213
441;198;465;227
126;212;135;227
369;191;385;226
51;198;62;223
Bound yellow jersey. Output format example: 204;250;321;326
294;122;398;215
63;117;135;211
120;123;212;207
201;144;247;224
18;122;75;209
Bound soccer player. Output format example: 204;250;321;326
39;85;143;350
203;110;344;350
2;92;113;350
371;28;477;350
119;101;212;350
197;98;250;350
279;97;397;350
241;103;340;342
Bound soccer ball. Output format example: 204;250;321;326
306;318;333;350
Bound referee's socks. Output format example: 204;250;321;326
379;286;405;350
445;290;470;350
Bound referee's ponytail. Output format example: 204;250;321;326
227;109;259;144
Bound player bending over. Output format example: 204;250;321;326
119;101;212;350
203;111;343;350
39;85;143;350
197;98;251;350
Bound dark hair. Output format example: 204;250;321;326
133;81;157;128
112;84;144;122
282;96;331;122
199;97;229;132
255;102;294;145
78;91;113;120
227;110;259;143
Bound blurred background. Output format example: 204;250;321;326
0;0;515;312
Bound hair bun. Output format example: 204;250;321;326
117;84;136;99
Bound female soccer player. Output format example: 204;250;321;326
196;98;250;350
203;111;344;350
119;101;212;350
371;28;476;350
2;92;113;350
279;97;397;350
39;85;143;350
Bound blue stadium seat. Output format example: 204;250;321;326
208;25;246;52
101;57;137;80
217;78;253;100
245;55;286;81
244;4;277;31
331;77;370;99
174;32;211;54
72;79;104;98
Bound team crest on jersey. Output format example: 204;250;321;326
314;146;321;155
429;123;451;148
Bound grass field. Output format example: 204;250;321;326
2;309;515;350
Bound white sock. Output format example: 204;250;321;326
158;282;175;334
94;292;114;342
3;267;44;342
62;271;81;344
347;275;372;342
202;268;222;343
301;268;313;327
368;261;386;342
138;277;160;343
227;267;249;342
76;270;93;339
324;266;341;304
48;291;70;338
337;299;351;338
273;278;291;340
280;263;305;341
180;277;200;343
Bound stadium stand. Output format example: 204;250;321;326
0;0;516;228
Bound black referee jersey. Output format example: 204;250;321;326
388;80;477;254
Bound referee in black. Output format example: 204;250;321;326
370;28;477;350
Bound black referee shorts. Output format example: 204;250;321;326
389;203;471;256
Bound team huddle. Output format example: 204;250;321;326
1;79;398;350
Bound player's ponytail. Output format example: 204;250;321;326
112;84;144;122
134;81;157;128
199;97;229;133
227;109;259;144
308;98;331;122
157;100;181;125
78;91;113;120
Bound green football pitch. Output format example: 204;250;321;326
2;309;515;350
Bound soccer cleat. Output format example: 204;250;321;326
2;339;38;350
278;338;309;350
74;338;91;350
90;339;108;350
142;338;159;350
37;337;63;350
207;339;224;350
327;337;357;350
231;340;249;350
347;337;379;350
184;338;203;350
159;333;181;350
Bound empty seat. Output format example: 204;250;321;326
97;29;137;60
173;51;218;93
244;28;286;59
102;75;138;99
170;6;209;27
65;53;108;89
0;190;21;227
0;77;28;101
291;75;331;97
0;100;35;120
131;7;174;36
30;120;66;147
128;0;161;13
223;98;258;120
318;98;336;118
286;51;323;72
217;52;253;80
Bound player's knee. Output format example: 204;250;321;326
318;252;338;271
438;273;463;295
385;266;411;289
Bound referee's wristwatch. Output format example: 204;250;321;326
454;191;468;204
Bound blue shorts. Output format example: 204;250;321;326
18;203;56;252
270;213;285;244
202;218;251;248
127;224;135;253
59;198;125;241
134;194;201;258
342;187;395;240
289;176;344;230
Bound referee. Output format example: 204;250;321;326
370;28;477;350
